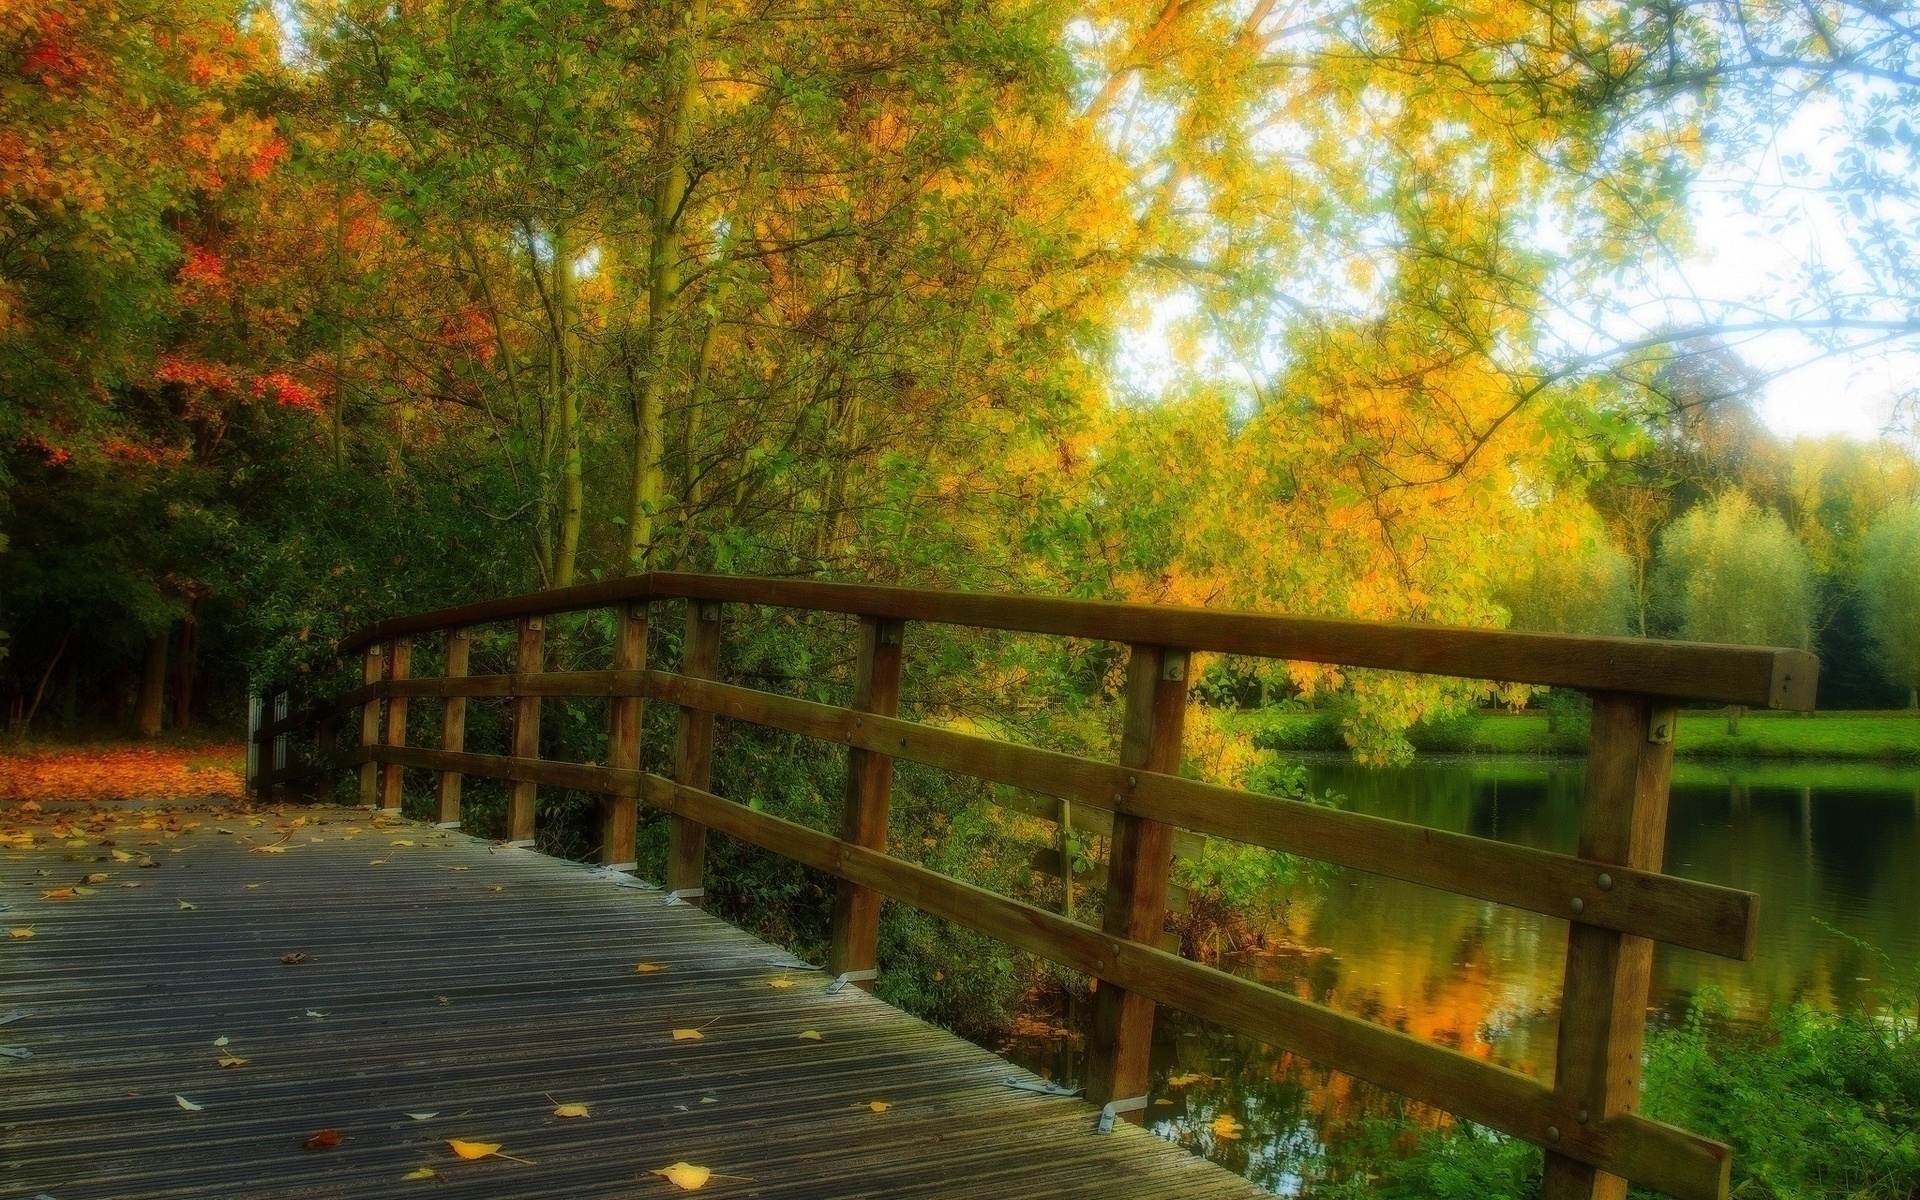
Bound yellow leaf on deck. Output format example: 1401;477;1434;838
446;1139;501;1160
671;1028;704;1041
391;839;414;847
401;1166;439;1180
73;886;97;896
551;1101;589;1119
796;1029;822;1041
218;1052;248;1068
178;899;196;910
175;1095;204;1111
766;978;795;989
1210;1114;1243;1140
8;927;32;939
369;860;387;866
652;1162;713;1191
864;1101;891;1112
251;844;287;854
111;850;134;862
405;1111;438;1121
634;962;665;973
41;887;77;900
214;1036;229;1046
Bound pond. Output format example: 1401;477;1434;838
1002;754;1920;1194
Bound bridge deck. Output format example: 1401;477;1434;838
0;803;1262;1200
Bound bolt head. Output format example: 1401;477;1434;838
1545;1126;1561;1143
1596;872;1613;891
1570;897;1586;915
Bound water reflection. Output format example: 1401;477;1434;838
1003;754;1920;1193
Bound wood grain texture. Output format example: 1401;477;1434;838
507;617;545;844
356;742;1731;1200
1086;647;1191;1116
0;805;1262;1200
828;617;905;986
665;603;721;899
437;629;469;825
335;572;1818;709
356;647;383;807
379;638;411;812
1543;696;1692;1200
600;604;647;868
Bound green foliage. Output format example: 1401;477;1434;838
1859;500;1920;703
1655;492;1814;648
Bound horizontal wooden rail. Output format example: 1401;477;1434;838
345;669;1758;959
351;742;1728;1200
335;573;1817;708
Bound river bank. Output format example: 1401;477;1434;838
1246;708;1920;761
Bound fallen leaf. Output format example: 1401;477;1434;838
404;1111;439;1121
306;1009;326;1019
864;1101;892;1113
303;1129;343;1149
218;1052;248;1068
390;839;414;847
435;996;451;1006
176;1095;204;1112
214;1035;229;1046
796;1030;823;1041
766;978;795;989
551;1101;589;1119
281;952;309;965
73;886;97;896
8;927;32;939
401;1166;439;1181
1165;1072;1206;1087
652;1162;713;1191
245;883;261;889
178;899;196;910
120;882;144;888
251;844;287;855
81;872;109;884
41;887;77;900
111;849;135;862
369;859;387;866
486;884;503;892
446;1138;534;1165
1210;1114;1243;1140
634;962;666;974
671;1028;705;1041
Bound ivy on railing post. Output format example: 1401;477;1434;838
379;638;411;812
827;616;905;989
600;602;648;870
506;616;545;846
1085;643;1191;1123
436;628;468;827
665;601;722;902
356;646;384;807
1541;694;1680;1200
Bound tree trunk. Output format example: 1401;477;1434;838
173;607;199;732
1725;704;1744;736
553;219;582;588
135;632;169;738
627;0;705;574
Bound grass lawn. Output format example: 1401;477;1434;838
1245;707;1920;761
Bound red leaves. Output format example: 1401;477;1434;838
302;1129;343;1150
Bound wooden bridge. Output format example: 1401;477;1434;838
4;573;1818;1199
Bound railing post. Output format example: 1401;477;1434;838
437;628;469;827
379;637;411;812
665;601;722;902
271;690;290;801
1085;643;1190;1123
600;603;648;870
357;646;384;806
246;691;262;798
827;616;905;988
1542;694;1678;1200
507;615;545;847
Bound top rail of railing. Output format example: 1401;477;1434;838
336;571;1819;709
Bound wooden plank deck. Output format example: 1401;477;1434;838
0;802;1266;1200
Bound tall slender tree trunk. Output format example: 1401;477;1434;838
627;0;705;574
135;632;169;738
553;219;583;588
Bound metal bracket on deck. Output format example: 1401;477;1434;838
661;888;704;906
602;861;639;874
505;839;535;849
827;968;877;994
1003;1077;1081;1098
1096;1095;1148;1133
433;821;461;831
765;955;819;971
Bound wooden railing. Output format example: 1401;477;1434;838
250;572;1820;1200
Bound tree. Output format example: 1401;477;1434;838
1654;492;1816;729
1859;500;1920;708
